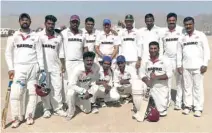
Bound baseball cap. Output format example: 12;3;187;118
19;13;31;20
103;19;111;25
125;14;134;21
102;56;112;63
70;15;80;21
116;55;126;63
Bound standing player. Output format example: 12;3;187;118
177;17;210;117
60;15;88;103
95;19;120;67
160;13;184;109
5;13;45;128
118;14;144;115
139;41;172;120
66;52;100;120
113;55;132;104
139;13;162;62
82;17;100;52
38;15;67;118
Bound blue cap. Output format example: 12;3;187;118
103;19;111;25
102;56;112;63
116;55;126;63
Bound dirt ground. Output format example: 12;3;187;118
1;37;212;133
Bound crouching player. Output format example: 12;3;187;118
113;55;132;104
94;56;120;110
65;52;100;120
139;41;172;118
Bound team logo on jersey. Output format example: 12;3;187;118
165;38;178;42
195;36;199;39
176;33;180;35
183;42;198;46
31;38;35;41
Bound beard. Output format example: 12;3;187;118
21;23;30;29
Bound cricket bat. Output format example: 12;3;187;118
138;86;151;122
137;70;154;122
1;78;13;129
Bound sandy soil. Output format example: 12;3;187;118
1;37;212;133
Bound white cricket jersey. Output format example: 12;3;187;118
61;28;86;61
139;56;172;88
113;65;132;88
177;30;211;69
161;25;184;59
69;62;100;94
139;25;161;61
5;29;44;71
82;28;100;52
38;29;63;72
95;31;121;60
98;67;113;87
119;28;142;62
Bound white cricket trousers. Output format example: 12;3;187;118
151;85;169;113
10;63;39;120
94;85;120;102
116;84;132;97
183;69;204;111
66;85;99;116
168;59;183;107
41;70;63;112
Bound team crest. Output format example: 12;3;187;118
195;36;199;39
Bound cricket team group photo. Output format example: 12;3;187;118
1;9;212;132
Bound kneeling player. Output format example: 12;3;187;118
66;52;100;120
113;55;132;104
139;41;172;118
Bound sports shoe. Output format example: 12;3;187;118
100;102;107;107
66;115;74;121
174;105;181;110
11;117;21;128
43;110;51;118
132;113;142;122
54;109;67;117
194;110;202;117
182;108;190;115
160;110;167;117
91;103;99;114
26;114;34;125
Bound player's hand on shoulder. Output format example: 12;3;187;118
177;67;183;75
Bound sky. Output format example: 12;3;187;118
1;1;212;17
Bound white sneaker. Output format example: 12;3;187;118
132;113;143;122
174;105;181;110
182;108;190;115
26;118;34;125
66;115;74;121
11;118;21;128
54;109;67;117
194;111;202;117
43;110;52;118
100;102;107;107
160;110;167;117
91;107;99;114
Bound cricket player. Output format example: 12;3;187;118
95;19;120;68
94;56;120;109
5;13;45;128
177;17;210;117
118;14;144;111
60;15;88;104
139;41;172;120
113;55;132;104
37;15;67;118
82;17;100;52
160;13;184;109
139;13;162;62
66;51;100;120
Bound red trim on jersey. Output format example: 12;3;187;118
20;34;30;40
